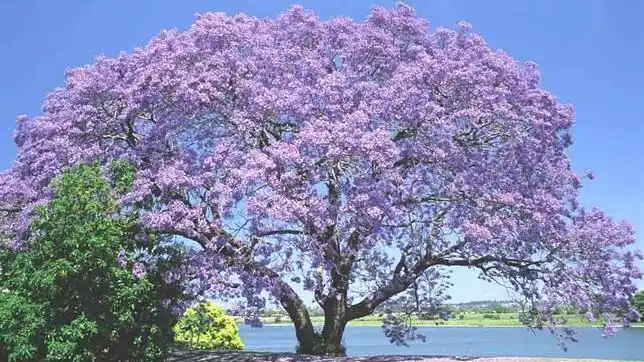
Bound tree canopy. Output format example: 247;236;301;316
0;4;641;355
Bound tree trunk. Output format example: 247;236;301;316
275;281;317;355
320;294;348;356
294;292;349;356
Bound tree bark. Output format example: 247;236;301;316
275;280;317;355
319;293;348;356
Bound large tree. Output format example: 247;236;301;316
0;4;641;356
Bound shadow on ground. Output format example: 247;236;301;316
168;350;480;362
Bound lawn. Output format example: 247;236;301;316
233;313;644;328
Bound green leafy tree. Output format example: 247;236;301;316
634;290;644;319
0;162;189;361
491;305;512;314
174;301;244;351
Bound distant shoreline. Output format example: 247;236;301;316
250;323;644;328
231;311;644;329
234;320;644;329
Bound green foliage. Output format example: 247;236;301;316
0;162;188;361
108;159;137;195
634;290;644;319
490;305;512;314
174;301;244;351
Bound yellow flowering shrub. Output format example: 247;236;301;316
174;301;244;350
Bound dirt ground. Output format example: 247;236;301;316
168;350;624;362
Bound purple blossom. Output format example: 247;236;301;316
135;249;153;265
381;312;426;346
134;232;150;247
132;262;147;280
161;298;172;309
117;250;127;268
170;301;191;317
162;269;180;284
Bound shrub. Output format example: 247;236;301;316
0;162;189;362
482;313;501;320
174;301;244;350
417;312;436;321
491;305;511;314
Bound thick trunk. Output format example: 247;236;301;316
319;294;348;356
275;281;317;355
294;293;349;356
321;313;347;350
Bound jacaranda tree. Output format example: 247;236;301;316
0;4;641;356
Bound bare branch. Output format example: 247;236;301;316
255;229;304;238
347;248;551;321
88;133;130;143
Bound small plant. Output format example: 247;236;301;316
174;301;244;351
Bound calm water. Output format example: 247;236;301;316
238;325;643;360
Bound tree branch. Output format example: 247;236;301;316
0;203;20;213
156;225;316;342
347;249;550;321
255;229;303;238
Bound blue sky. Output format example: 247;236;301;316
0;0;642;303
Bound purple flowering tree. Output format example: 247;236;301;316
0;4;641;356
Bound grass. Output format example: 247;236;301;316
233;313;644;328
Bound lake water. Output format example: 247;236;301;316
238;325;643;360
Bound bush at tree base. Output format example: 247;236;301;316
0;162;191;361
174;301;244;351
